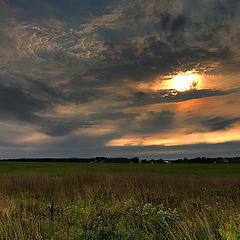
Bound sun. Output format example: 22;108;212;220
171;72;202;91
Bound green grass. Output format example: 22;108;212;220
1;162;240;178
0;162;240;239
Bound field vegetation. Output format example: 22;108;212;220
0;162;240;240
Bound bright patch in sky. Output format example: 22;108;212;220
171;72;202;91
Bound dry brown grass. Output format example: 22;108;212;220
0;173;240;239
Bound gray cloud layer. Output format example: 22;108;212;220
201;117;240;132
0;0;240;158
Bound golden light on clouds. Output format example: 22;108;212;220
170;71;202;91
107;123;240;147
15;133;51;144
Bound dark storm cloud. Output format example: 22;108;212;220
127;88;239;107
87;36;231;85
38;118;93;137
27;79;65;100
0;77;94;137
5;0;112;23
0;82;48;122
135;111;175;134
89;112;138;121
0;0;240;158
201;117;240;132
81;37;177;85
80;110;175;137
107;110;176;136
66;90;100;105
2;0;239;88
111;0;238;77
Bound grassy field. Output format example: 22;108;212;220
1;162;240;177
0;162;240;240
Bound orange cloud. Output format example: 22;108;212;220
107;123;240;147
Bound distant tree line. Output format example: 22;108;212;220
1;156;240;163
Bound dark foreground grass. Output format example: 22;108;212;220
0;163;240;239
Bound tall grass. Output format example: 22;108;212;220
0;172;240;239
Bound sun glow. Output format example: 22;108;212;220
171;72;202;91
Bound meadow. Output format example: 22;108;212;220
0;162;240;240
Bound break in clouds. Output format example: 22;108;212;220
0;0;240;158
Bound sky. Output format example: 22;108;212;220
0;0;240;159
